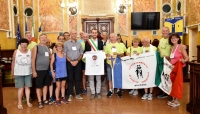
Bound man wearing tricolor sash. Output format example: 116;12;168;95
84;29;104;100
105;33;124;98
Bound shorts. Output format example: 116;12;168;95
35;70;51;88
81;61;85;70
106;64;112;81
14;74;32;88
56;77;67;81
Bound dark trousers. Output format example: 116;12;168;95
67;61;81;95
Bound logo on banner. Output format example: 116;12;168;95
129;62;149;85
92;55;98;66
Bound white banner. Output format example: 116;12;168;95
121;52;157;89
158;57;173;94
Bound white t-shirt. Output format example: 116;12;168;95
14;49;32;75
83;51;106;75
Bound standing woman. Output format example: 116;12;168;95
168;33;189;107
126;38;142;96
50;42;68;106
11;38;33;109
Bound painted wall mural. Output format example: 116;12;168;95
133;0;156;12
81;0;114;15
39;0;63;32
186;0;200;26
0;0;10;30
69;16;77;31
117;14;127;35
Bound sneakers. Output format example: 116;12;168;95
141;93;149;100
82;89;87;94
107;91;113;98
61;97;68;104
55;100;61;106
76;94;83;100
133;90;138;96
117;90;122;98
49;96;55;105
147;93;153;100
157;93;168;98
68;95;73;102
90;94;95;100
169;101;180;107
129;89;134;94
97;93;101;100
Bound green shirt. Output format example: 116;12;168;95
158;38;171;57
104;43;124;64
120;43;127;52
18;41;37;50
142;45;157;53
127;46;142;55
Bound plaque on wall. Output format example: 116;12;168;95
24;7;33;17
162;3;172;14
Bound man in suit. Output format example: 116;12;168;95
85;28;104;100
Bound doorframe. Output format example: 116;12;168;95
188;26;198;61
81;17;114;34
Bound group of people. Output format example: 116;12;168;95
11;26;189;109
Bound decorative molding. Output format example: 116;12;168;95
0;0;10;31
67;0;79;36
116;0;128;36
38;0;63;33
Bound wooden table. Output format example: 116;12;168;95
0;65;7;114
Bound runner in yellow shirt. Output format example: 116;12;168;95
126;38;142;56
126;37;142;96
104;33;124;98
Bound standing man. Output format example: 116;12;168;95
78;31;84;43
64;30;83;102
157;26;171;98
141;37;157;101
85;29;104;100
32;34;51;108
63;32;70;42
18;31;37;50
101;32;110;49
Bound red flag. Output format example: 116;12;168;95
170;61;183;99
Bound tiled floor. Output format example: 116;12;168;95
2;83;190;114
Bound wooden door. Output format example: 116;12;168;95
82;18;114;35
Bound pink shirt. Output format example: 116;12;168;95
170;45;185;67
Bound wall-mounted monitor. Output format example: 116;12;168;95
131;12;160;30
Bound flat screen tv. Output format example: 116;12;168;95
131;12;160;30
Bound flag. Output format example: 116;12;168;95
87;39;99;51
31;18;35;41
155;51;164;86
25;13;28;31
157;56;173;95
114;56;122;88
107;55;116;69
38;25;42;34
114;52;157;89
170;61;183;99
25;21;28;31
17;24;21;48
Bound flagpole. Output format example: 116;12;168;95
112;68;114;93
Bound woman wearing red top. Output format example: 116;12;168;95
168;33;189;107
